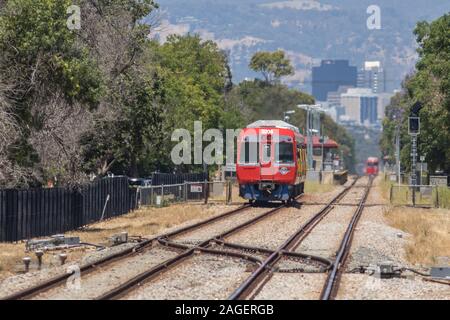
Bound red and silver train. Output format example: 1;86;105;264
236;121;307;203
365;157;379;176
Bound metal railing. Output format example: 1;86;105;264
389;185;450;208
137;181;234;207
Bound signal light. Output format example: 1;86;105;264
409;117;420;135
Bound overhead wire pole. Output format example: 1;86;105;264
298;104;325;170
396;125;401;186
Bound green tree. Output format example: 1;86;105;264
0;0;104;185
78;0;160;178
230;80;355;171
148;35;241;172
249;51;294;83
381;14;450;174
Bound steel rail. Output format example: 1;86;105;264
3;203;253;300
320;177;373;300
97;202;297;300
160;238;332;271
213;240;332;270
228;178;359;300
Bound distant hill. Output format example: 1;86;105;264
150;0;450;93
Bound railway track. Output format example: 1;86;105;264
320;177;372;300
96;199;317;300
4;177;372;300
228;176;372;300
5;200;314;300
3;203;256;300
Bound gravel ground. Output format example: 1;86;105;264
172;207;269;244
339;184;369;204
275;255;329;273
225;206;324;250
346;207;410;270
338;178;450;300
366;176;388;205
337;274;450;300
209;244;270;263
254;274;326;300
346;178;406;270
301;186;346;204
123;254;251;300
294;205;357;259
0;204;244;299
0;242;136;299
345;180;409;272
31;246;180;300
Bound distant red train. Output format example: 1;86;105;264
365;157;379;176
236;121;307;203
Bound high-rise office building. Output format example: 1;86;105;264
341;88;378;125
312;60;357;101
357;61;386;93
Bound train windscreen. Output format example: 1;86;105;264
275;141;294;164
239;138;259;164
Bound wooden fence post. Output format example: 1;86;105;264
436;187;440;208
226;181;232;205
204;180;208;204
389;185;393;204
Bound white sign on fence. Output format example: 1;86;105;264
430;176;447;187
190;184;203;193
225;164;236;172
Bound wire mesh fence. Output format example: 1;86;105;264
389;185;449;208
137;181;233;207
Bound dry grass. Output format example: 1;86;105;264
0;203;234;281
385;207;450;265
305;181;334;194
0;243;27;280
68;203;231;244
379;176;394;201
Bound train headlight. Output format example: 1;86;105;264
280;167;290;175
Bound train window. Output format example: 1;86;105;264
240;141;259;164
275;142;294;164
262;144;271;163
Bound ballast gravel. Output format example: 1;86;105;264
172;207;269;244
225;205;324;250
337;274;450;300
0;242;136;299
254;273;327;300
123;254;251;300
31;246;180;300
294;205;357;259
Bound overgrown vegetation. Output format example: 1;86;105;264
381;13;450;175
0;0;355;188
385;207;450;265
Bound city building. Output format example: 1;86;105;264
326;85;352;121
341;88;378;125
357;61;386;93
377;92;394;120
312;60;357;101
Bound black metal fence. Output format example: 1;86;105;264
0;177;137;242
